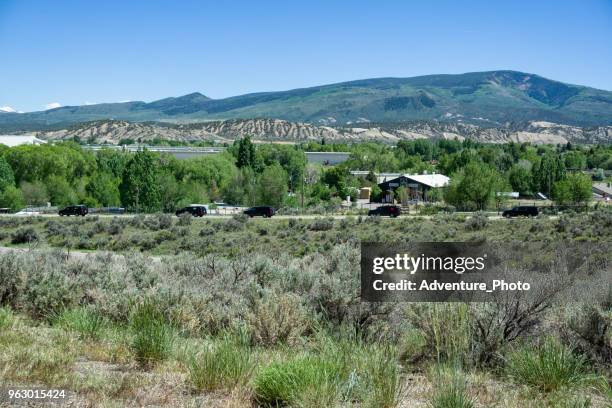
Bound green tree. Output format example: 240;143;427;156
552;179;572;205
120;149;161;212
444;162;502;210
96;148;129;178
236;136;257;169
0;156;15;191
86;173;121;207
177;181;209;208
532;153;565;198
508;164;532;196
45;175;78;206
552;173;591;205
0;186;25;212
563;151;587;170
567;173;591;204
20;181;49;206
256;164;288;207
222;167;256;205
157;172;180;212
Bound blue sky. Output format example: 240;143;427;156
1;0;611;112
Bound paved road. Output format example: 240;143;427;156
0;213;556;221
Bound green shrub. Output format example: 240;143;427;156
129;300;174;367
232;213;249;223
464;212;488;231
154;229;176;243
308;218;334;231
247;292;309;346
55;307;106;340
187;337;253;392
561;303;612;365
144;213;173;230
106;219;124;235
505;338;589;393
177;212;192;226
223;218;245;232
11;227;38;244
419;205;439;216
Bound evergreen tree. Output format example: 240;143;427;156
236;136;256;169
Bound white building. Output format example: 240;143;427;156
0;135;46;147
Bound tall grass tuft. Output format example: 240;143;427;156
308;330;403;408
428;364;475;408
129;300;174;367
408;304;472;365
187;336;254;392
55;307;106;340
254;355;341;407
362;344;403;408
505;337;589;393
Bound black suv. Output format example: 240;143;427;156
502;206;538;218
368;205;401;217
244;206;275;218
59;205;88;216
175;205;207;217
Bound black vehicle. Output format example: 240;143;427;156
502;206;538;218
175;205;207;217
243;206;275;218
59;205;88;216
368;205;401;218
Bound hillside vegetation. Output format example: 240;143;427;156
2;71;612;130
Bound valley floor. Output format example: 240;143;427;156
0;212;610;407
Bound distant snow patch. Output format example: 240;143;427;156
0;106;16;113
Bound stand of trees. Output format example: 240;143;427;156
0;138;607;212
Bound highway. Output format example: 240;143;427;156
0;213;555;221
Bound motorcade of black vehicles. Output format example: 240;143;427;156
175;205;207;217
502;206;538;218
243;206;275;218
59;205;88;216
368;205;401;217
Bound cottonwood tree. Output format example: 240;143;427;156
256;164;288;207
532;152;565;197
120;149;161;212
552;173;592;205
0;156;15;192
445;161;504;210
508;163;533;196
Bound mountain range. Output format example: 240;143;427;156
2;70;612;132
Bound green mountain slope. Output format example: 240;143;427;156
2;71;612;131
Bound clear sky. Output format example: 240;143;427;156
1;0;611;112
